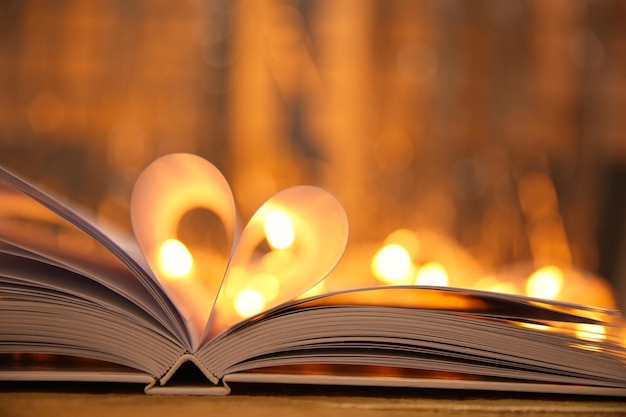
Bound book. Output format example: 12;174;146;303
1;153;625;396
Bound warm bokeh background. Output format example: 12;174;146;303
1;0;625;308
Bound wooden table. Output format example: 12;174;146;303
1;382;625;417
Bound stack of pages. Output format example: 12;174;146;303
1;154;624;396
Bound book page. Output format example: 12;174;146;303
129;154;349;350
0;282;186;378
291;286;624;324
0;167;189;346
0;252;172;336
130;154;238;349
204;184;349;343
198;286;626;388
0;232;173;331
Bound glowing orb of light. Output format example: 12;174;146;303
415;261;449;286
525;265;564;300
371;244;413;284
234;288;266;318
264;210;295;250
158;239;193;279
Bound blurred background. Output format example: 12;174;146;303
0;0;625;309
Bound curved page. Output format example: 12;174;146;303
0;167;188;346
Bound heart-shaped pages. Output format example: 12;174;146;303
131;154;348;349
204;184;350;342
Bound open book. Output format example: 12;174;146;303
1;153;625;396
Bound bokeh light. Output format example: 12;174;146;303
159;239;194;279
415;262;449;287
264;210;295;250
525;265;564;300
371;244;414;284
234;288;265;318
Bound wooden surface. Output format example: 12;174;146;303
1;383;625;417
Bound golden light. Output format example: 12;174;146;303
525;265;564;300
384;229;420;258
415;261;449;286
298;280;326;299
371;244;414;284
474;276;520;295
576;323;606;342
264;210;295;249
488;282;520;295
225;267;249;297
520;322;549;331
234;288;266;318
474;275;498;291
249;272;280;302
158;239;193;279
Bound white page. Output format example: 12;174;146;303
0;285;186;378
0;241;176;328
199;287;626;387
208;308;626;386
0;252;177;341
0;167;189;347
